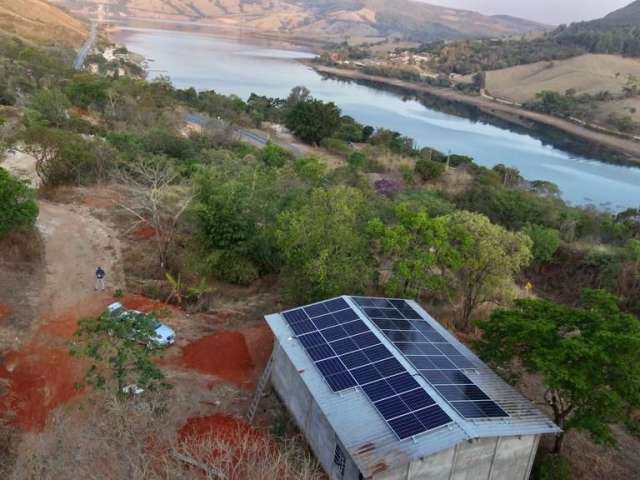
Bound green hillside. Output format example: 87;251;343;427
554;1;640;56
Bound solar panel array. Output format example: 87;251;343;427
282;298;453;439
351;297;508;420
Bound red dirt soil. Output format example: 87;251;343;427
180;332;254;387
0;304;10;323
241;325;273;372
178;414;260;443
0;345;83;430
121;294;170;313
178;415;273;480
133;226;158;240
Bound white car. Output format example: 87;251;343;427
106;302;176;346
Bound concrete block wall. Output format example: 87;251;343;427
270;340;540;480
373;435;539;480
270;341;362;480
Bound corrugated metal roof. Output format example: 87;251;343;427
265;296;560;476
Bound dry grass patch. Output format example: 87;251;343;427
482;54;640;103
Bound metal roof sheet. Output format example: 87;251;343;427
265;296;560;476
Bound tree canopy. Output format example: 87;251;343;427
370;208;532;329
285;98;341;144
276;186;373;302
0;167;39;237
477;290;640;453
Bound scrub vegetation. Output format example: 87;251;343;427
1;30;639;479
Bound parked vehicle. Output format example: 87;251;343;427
106;302;176;346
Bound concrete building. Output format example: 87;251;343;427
264;296;559;480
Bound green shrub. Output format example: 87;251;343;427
204;251;259;286
524;224;561;264
294;155;327;184
0;167;39;237
347;151;367;170
532;453;571;480
320;137;351;155
415;158;445;181
259;142;291;167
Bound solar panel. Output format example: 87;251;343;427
352;297;509;421
280;298;452;439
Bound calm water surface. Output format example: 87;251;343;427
113;24;640;211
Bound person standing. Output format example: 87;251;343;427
95;266;106;291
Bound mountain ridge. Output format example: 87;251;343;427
57;0;549;42
0;0;88;47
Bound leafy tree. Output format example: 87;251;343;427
368;204;449;298
524;224;561;265
285;99;341;144
29;89;70;127
259;142;291;167
347;151;367;170
0;167;39;236
65;75;109;110
21;126;113;186
294;155;327;185
286;85;310;107
477;290;640;453
415;158;445;181
441;211;532;328
71;311;170;395
194;157;301;281
276;186;373;302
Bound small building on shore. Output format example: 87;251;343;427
264;296;559;480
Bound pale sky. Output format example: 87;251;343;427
421;0;631;25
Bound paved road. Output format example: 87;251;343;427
184;112;304;157
74;21;97;70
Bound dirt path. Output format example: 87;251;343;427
310;64;640;164
1;153;125;429
35;200;124;318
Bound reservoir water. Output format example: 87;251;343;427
112;23;640;211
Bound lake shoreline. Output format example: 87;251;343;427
306;62;640;167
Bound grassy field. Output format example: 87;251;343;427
482;54;640;103
0;0;88;47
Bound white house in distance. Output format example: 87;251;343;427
263;296;559;480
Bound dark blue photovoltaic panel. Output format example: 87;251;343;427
388;414;428;439
387;373;420;394
283;308;308;324
375;357;405;377
343;320;369;336
362;344;392;362
353;332;380;349
322;325;349;342
415;404;452;430
340;350;369;369
326;372;357;391
304;302;329;318
312;313;338;330
375;396;410;420
331;337;359;355
352;365;383;385
290;319;316;335
307;344;335;361
316;357;346;377
362;379;395;402
400;389;436;410
282;297;453;439
352;297;509;420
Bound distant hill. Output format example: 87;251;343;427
58;0;548;42
0;0;88;47
553;1;640;56
583;0;640;28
